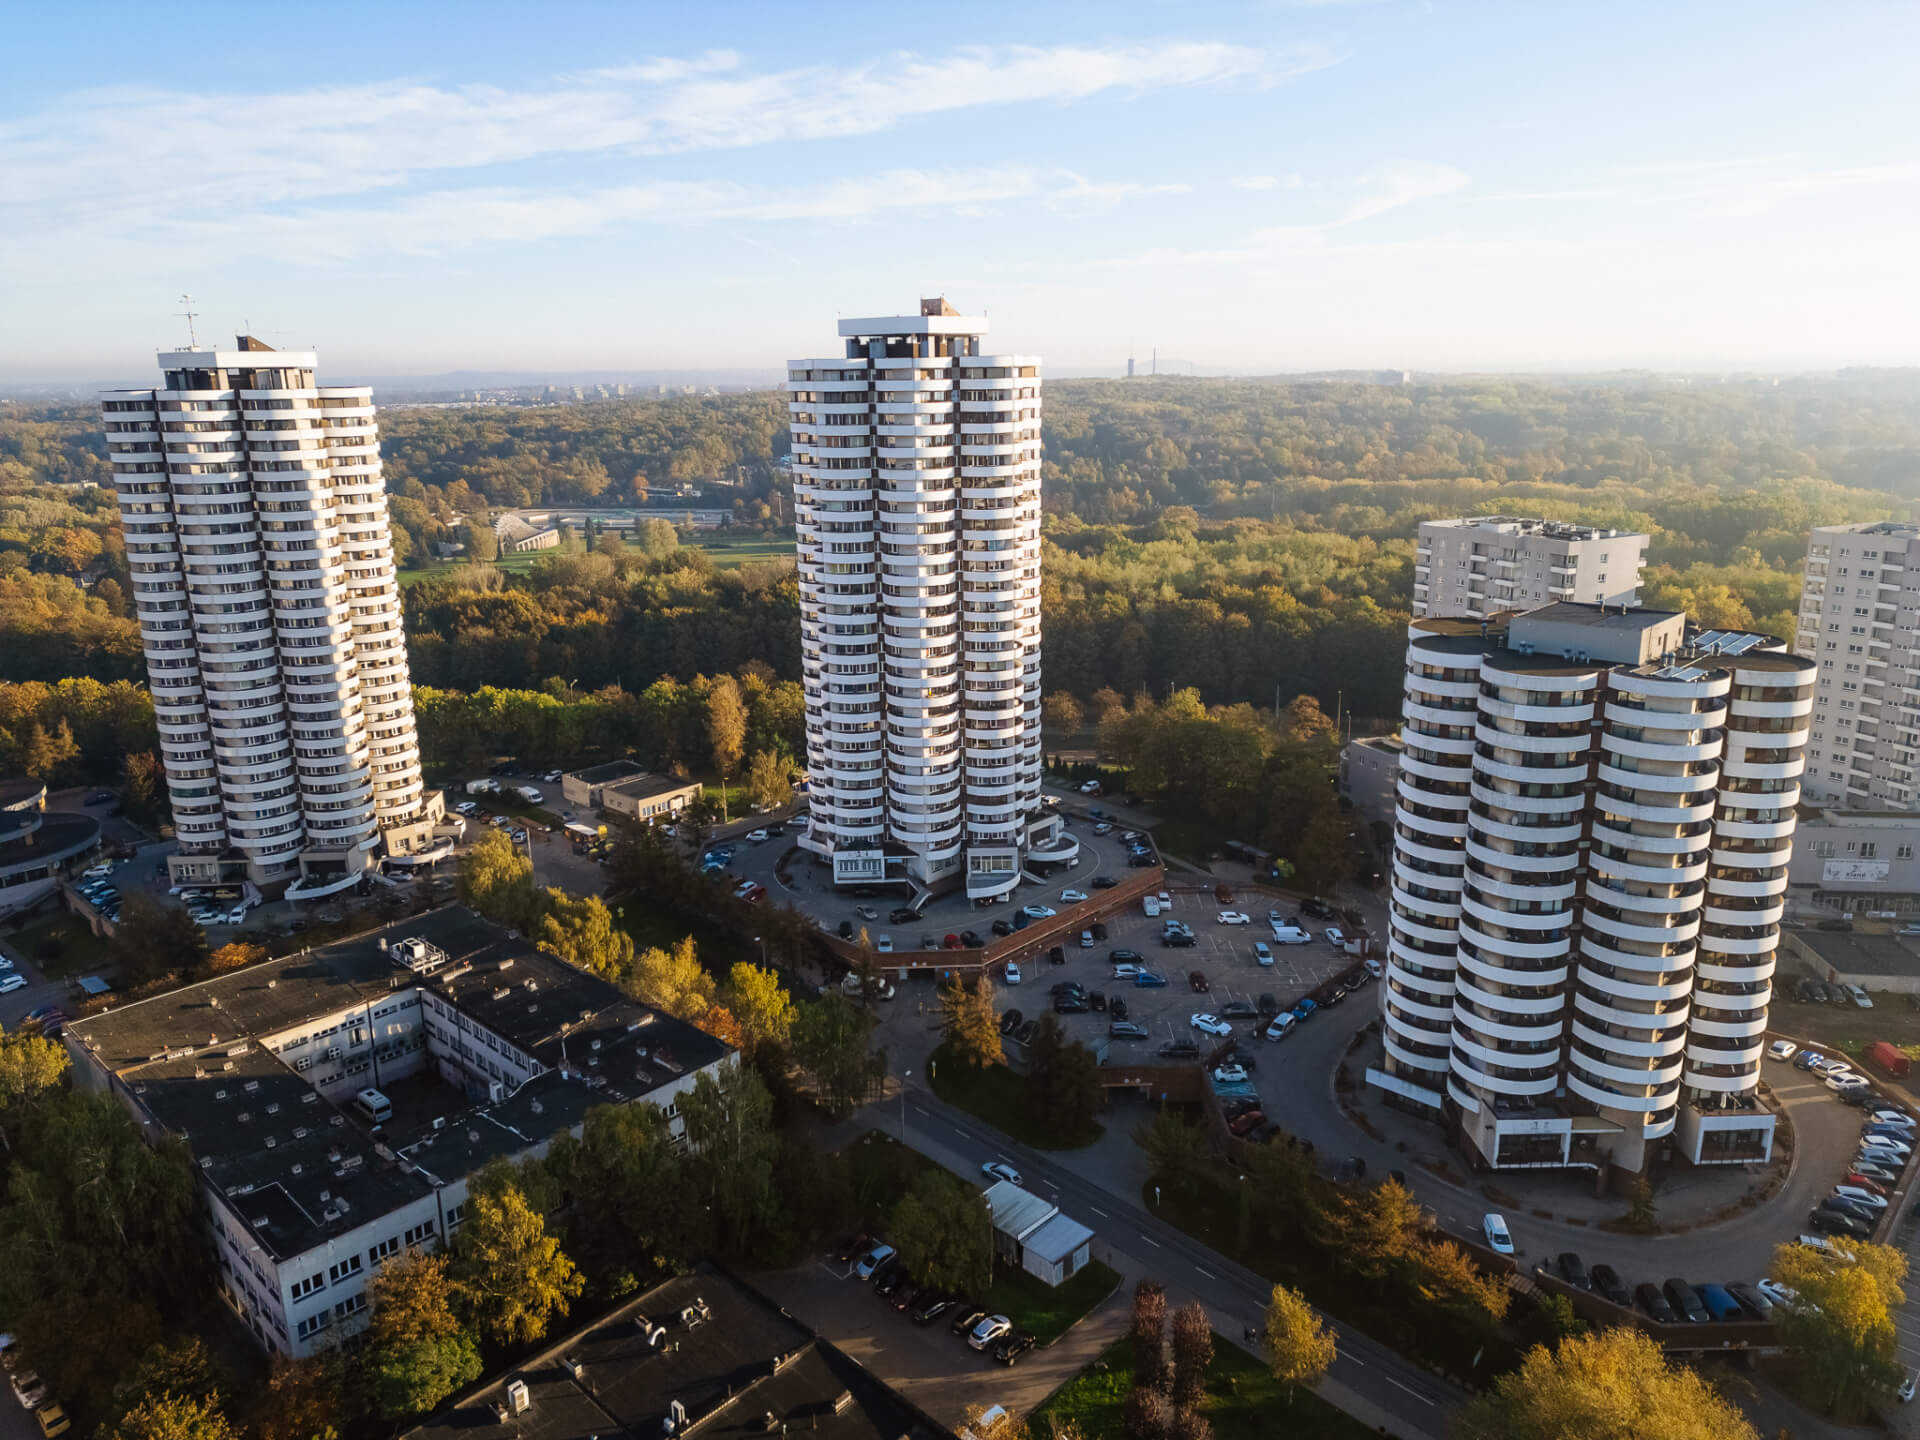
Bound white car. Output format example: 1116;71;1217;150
1003;961;1022;985
189;908;220;924
875;935;894;954
1846;984;1874;1009
855;1242;896;1279
968;1314;1013;1350
1324;926;1349;948
1809;1056;1851;1077
745;828;770;843
0;975;27;995
1157;891;1172;906
225;906;247;925
454;800;478;815
1263;1013;1295;1041
1756;1276;1798;1308
1767;1040;1798;1062
982;1160;1023;1187
1023;905;1057;920
1143;897;1161;918
1061;889;1088;903
81;863;113;880
1833;1184;1890;1211
1900;1368;1918;1405
1826;1070;1869;1093
1212;1064;1249;1084
0;956;13;971
1482;1213;1513;1255
1190;1014;1233;1037
1362;958;1383;978
1216;911;1250;926
1080;931;1094;948
1093;822;1113;835
1253;942;1274;966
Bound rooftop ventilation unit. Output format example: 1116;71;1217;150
506;1379;531;1415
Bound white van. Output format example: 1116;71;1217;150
1270;925;1312;945
1143;896;1161;918
352;1088;393;1125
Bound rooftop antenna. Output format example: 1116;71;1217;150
177;293;200;348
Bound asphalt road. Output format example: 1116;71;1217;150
896;1081;1467;1438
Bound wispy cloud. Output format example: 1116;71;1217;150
1337;163;1469;223
2;39;1311;249
1230;174;1307;190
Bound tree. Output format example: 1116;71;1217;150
546;1101;701;1287
1167;1411;1211;1440
123;749;167;827
1025;1015;1101;1145
1263;1285;1335;1400
20;719;78;781
251;1348;357;1440
1121;1386;1170;1440
464;520;498;562
107;1393;235;1440
1625;1176;1657;1231
746;749;791;813
110;894;208;986
0;1023;69;1152
1043;692;1085;733
1132;1281;1168;1393
207;941;265;974
726;962;795;1058
1340;1176;1425;1280
890;1170;992;1296
457;828;536;929
1133;1106;1210;1194
706;675;747;821
941;974;1002;1069
1457;1327;1756;1440
1772;1238;1908;1415
1169;1302;1213;1412
450;1183;584;1346
638;517;679;559
537;890;635;978
100;1339;223;1440
1413;1236;1510;1323
679;1062;782;1260
628;936;716;1021
365;1251;484;1418
791;994;884;1118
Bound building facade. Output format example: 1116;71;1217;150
64;907;732;1358
101;338;440;893
1415;517;1648;620
787;300;1070;900
1788;807;1920;910
1793;522;1920;808
1368;603;1814;1175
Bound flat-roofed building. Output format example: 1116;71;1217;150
1415;517;1648;620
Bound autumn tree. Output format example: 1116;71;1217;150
727;962;796;1058
207;941;265;974
107;1393;235;1440
638;517;679;560
940;974;1002;1069
1133;1106;1209;1195
628;936;715;1021
457;828;536;929
1169;1302;1213;1412
706;675;747;821
1132;1281;1168;1392
1457;1327;1756;1440
545;1101;702;1287
1263;1285;1335;1400
537;889;635;978
791;993;884;1118
679;1062;783;1261
0;1022;69;1152
1772;1237;1908;1415
1043;691;1085;733
450;1183;584;1346
1122;1386;1170;1440
365;1251;482;1418
251;1348;359;1440
746;749;791;812
100;1339;224;1440
464;520;498;562
890;1170;993;1296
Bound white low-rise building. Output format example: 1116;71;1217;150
1415;517;1648;620
64;906;733;1358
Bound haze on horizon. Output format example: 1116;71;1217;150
5;0;1918;383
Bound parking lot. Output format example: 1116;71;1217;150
995;888;1367;1081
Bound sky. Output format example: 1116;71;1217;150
5;0;1919;382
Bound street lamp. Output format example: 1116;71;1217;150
984;1195;995;1287
900;1069;912;1140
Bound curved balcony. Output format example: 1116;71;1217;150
1449;1054;1560;1098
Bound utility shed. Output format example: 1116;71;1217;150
983;1180;1096;1287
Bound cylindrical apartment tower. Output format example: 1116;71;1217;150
1368;604;1809;1174
101;338;439;892
789;300;1063;900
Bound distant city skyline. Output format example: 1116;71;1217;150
8;0;1920;379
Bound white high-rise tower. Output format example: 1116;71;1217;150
787;300;1071;900
101;338;443;894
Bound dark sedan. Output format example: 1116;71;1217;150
1556;1252;1591;1291
1589;1263;1631;1307
1663;1278;1709;1323
993;1331;1038;1366
1635;1283;1676;1323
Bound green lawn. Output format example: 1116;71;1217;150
927;1043;1104;1151
5;910;113;980
691;532;794;568
1034;1337;1375;1440
397;552;545;586
984;1259;1120;1346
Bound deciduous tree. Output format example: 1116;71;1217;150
727;962;795;1058
1132;1280;1168;1393
706;675;747;821
679;1062;782;1260
1457;1327;1756;1440
1025;1014;1101;1145
890;1170;993;1296
1263;1285;1335;1400
1169;1302;1213;1412
457;828;536;929
1133;1106;1209;1194
450;1184;584;1346
746;749;791;812
106;1392;235;1440
536;889;635;978
207;941;264;974
791;994;884;1118
1772;1238;1908;1415
0;1023;68;1152
365;1251;483;1419
941;974;1002;1069
628;935;715;1021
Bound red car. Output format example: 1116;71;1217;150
1188;971;1209;992
1842;1173;1890;1198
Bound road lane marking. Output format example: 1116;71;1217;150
1142;1235;1162;1248
1195;1266;1217;1279
1383;1375;1435;1404
1089;1206;1109;1217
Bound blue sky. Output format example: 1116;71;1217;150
6;0;1919;380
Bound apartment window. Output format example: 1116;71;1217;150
328;1254;363;1284
403;1220;436;1247
332;1293;367;1321
290;1272;326;1300
1899;845;1914;860
295;1315;329;1341
1812;841;1835;857
369;1237;400;1265
1861;843;1879;859
445;1202;466;1230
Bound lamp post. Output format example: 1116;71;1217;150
900;1069;912;1140
985;1195;995;1288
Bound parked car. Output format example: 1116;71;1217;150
1061;889;1088;903
1482;1214;1513;1255
1257;993;1280;1017
1590;1263;1631;1307
1091;875;1118;889
1846;984;1874;1008
1110;1021;1150;1039
1291;997;1318;1022
991;919;1013;937
1222;1000;1258;1019
1227;1108;1267;1137
968;1315;1013;1351
745;828;770;843
1212;1064;1250;1085
1217;911;1250;926
1809;1207;1873;1239
1301;897;1337;920
1263;1013;1296;1041
1695;1284;1743;1321
1023;905;1056;920
1324;926;1349;948
1755;1277;1798;1309
1158;1040;1200;1059
999;1010;1023;1035
1822;1195;1879;1225
1557;1252;1591;1290
855;1244;896;1280
1191;1014;1233;1037
993;1331;1038;1366
951;1304;989;1337
35;1404;70;1438
1188;970;1210;992
1002;960;1020;984
1868;1108;1914;1128
1663;1279;1710;1323
1767;1039;1798;1062
1841;1172;1889;1197
1134;970;1168;988
1253;942;1274;966
1110;948;1143;964
1635;1283;1677;1323
1725;1282;1775;1319
912;1292;957;1324
1793;1049;1826;1071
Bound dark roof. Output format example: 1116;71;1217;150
0;778;47;810
0;810;100;876
570;760;648;786
68;907;730;1263
1791;928;1920;980
605;772;701;802
403;1268;941;1440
